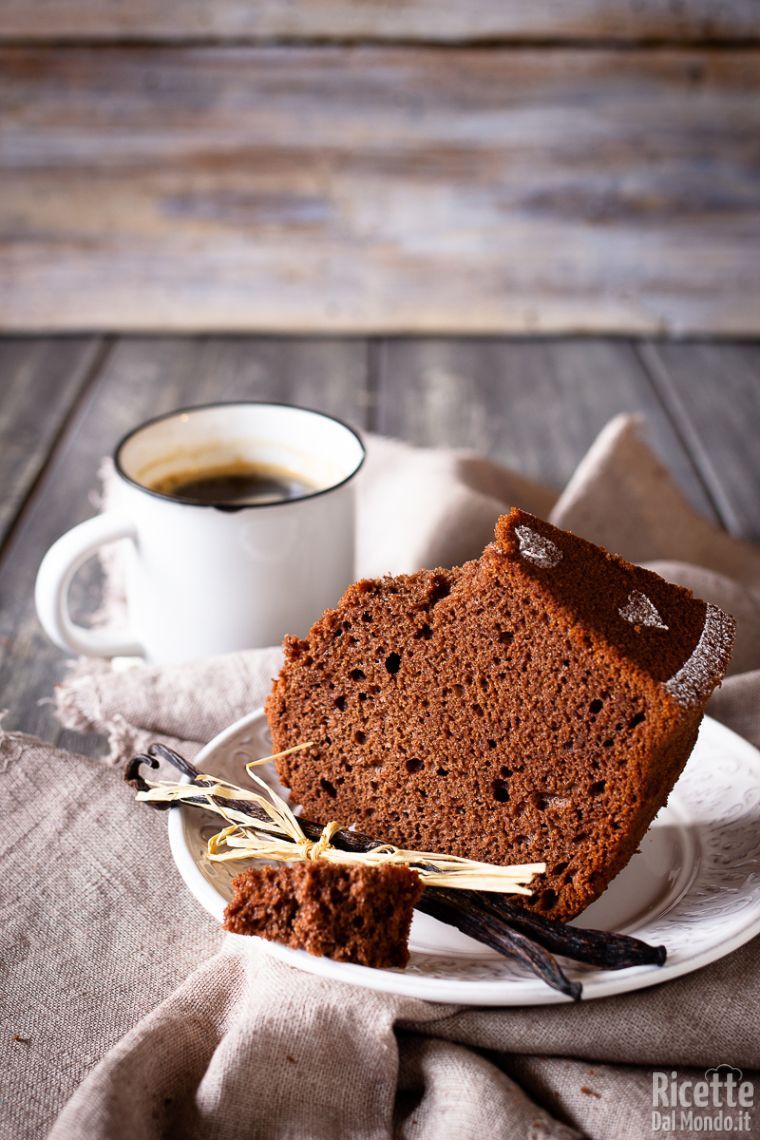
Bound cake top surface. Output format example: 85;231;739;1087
494;509;735;707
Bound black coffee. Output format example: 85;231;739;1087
149;461;317;506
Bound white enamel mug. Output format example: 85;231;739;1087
35;402;365;663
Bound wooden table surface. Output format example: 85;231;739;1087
1;335;758;755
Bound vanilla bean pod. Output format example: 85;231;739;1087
415;889;581;1000
128;745;666;990
477;894;666;969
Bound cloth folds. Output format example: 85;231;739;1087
1;414;759;1140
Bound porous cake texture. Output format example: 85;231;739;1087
223;861;422;968
266;509;735;921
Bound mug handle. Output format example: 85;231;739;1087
35;512;145;658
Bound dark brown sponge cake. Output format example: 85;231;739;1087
266;509;735;922
223;862;422;968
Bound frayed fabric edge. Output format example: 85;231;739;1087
102;714;202;767
54;657;114;736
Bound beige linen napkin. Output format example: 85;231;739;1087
2;416;759;1140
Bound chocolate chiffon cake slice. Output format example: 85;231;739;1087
266;509;735;921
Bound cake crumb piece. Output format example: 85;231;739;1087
224;861;422;969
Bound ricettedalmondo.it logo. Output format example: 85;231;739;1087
652;1066;755;1134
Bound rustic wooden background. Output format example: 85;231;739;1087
1;2;759;334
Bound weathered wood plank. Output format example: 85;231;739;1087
376;338;718;519
0;336;369;741
0;337;102;548
0;0;757;43
1;49;759;335
639;341;760;539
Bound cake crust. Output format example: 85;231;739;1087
266;509;735;921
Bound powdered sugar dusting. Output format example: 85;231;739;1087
665;604;736;708
515;525;563;569
619;591;669;631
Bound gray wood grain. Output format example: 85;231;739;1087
376;338;718;520
2;48;759;336
639;341;760;539
0;336;369;743
0;337;102;549
1;0;757;42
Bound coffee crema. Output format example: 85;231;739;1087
147;459;318;506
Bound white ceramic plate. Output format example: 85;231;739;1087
168;709;760;1005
